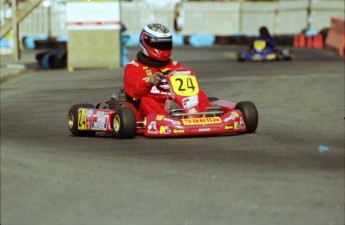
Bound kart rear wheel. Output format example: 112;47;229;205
112;107;137;139
236;101;258;133
68;104;96;137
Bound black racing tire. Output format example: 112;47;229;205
237;52;245;62
112;107;137;139
68;104;96;137
274;49;282;61
276;49;292;61
282;49;292;61
235;101;258;133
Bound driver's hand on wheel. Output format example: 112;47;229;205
146;72;165;85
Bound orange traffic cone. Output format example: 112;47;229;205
299;34;306;48
307;35;313;48
313;34;324;49
293;34;299;47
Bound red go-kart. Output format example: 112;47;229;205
68;66;259;138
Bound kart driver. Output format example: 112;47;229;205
258;26;276;49
123;23;210;118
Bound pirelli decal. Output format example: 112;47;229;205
182;117;222;125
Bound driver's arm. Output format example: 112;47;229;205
124;63;152;99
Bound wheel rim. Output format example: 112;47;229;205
68;112;74;130
113;115;120;132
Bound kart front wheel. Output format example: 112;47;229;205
68;104;96;137
112;107;137;139
282;49;292;60
276;49;292;61
236;101;258;133
237;52;245;62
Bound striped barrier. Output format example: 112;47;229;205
325;17;345;56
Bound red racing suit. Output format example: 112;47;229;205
124;59;210;119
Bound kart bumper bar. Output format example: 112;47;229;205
169;106;223;118
144;110;247;137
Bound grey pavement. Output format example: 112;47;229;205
1;46;344;225
0;49;39;83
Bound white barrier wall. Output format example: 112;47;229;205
16;0;345;38
241;2;277;35
121;2;175;34
310;1;345;32
275;1;308;35
180;2;239;35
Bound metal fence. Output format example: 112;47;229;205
16;0;345;38
18;0;66;38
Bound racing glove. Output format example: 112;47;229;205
146;72;165;85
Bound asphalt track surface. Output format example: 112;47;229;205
1;46;344;225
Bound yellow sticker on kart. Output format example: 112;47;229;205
170;75;199;96
267;53;277;60
78;108;88;130
252;55;263;61
182;117;222;125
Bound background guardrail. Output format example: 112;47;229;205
5;0;342;38
1;0;344;55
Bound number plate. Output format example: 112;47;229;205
170;75;199;96
254;40;266;51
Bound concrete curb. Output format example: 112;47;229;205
1;49;39;84
0;70;30;84
0;63;34;84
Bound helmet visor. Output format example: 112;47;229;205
146;37;173;50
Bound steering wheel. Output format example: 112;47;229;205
155;70;171;93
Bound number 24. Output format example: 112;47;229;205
175;77;195;91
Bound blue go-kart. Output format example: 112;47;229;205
237;40;292;62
